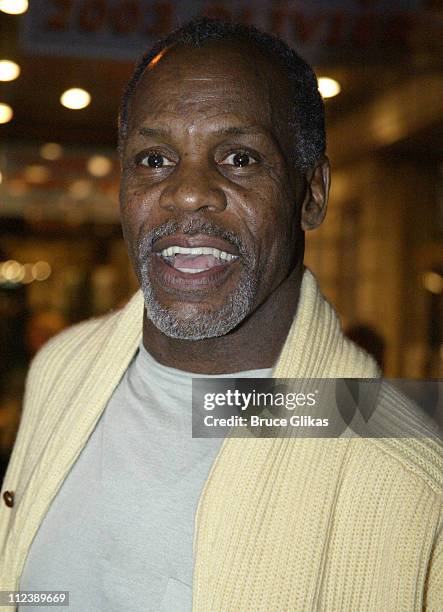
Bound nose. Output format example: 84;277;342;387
159;161;227;213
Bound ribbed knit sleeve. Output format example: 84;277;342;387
193;269;443;612
424;513;443;610
0;291;144;588
0;315;106;559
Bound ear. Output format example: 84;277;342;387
301;156;330;231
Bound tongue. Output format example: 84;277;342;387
172;254;223;270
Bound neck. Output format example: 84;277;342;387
142;260;304;374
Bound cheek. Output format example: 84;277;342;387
245;177;296;258
120;177;151;213
241;184;297;292
119;213;138;267
120;178;162;233
119;186;150;263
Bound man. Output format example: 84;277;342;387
1;18;442;612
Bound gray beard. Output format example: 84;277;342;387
136;219;258;341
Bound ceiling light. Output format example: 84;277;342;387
0;0;28;14
87;155;112;177
40;142;63;161
318;77;341;99
60;88;91;110
0;102;13;124
0;60;20;81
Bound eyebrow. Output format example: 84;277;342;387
137;125;269;139
138;127;170;138
213;125;267;137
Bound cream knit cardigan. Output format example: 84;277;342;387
0;269;442;611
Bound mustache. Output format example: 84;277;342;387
138;217;250;261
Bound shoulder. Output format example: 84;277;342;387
26;289;144;400
28;309;115;384
348;383;443;499
369;435;443;499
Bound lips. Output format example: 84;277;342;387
152;233;240;277
150;234;241;290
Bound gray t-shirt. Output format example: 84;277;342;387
19;341;271;611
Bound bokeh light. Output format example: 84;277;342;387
87;155;112;177
0;103;13;124
423;271;443;294
32;261;52;281
0;0;28;15
60;88;91;110
318;77;341;99
40;142;63;161
24;165;51;184
0;60;20;82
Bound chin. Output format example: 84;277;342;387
143;288;255;341
139;253;259;340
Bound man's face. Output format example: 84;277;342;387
120;41;306;340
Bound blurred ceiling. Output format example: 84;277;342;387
0;3;442;158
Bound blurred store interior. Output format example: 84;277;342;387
0;1;442;474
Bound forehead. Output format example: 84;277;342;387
129;40;289;133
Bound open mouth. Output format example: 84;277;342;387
157;245;239;274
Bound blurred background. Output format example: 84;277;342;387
0;1;442;476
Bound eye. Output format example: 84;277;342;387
138;152;175;168
220;152;258;168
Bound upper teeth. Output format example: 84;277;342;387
160;246;237;261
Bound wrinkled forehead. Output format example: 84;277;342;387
129;40;290;133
